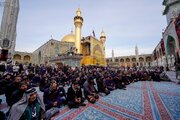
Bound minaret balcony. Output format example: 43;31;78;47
74;16;83;22
100;36;106;39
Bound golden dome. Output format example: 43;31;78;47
61;33;75;43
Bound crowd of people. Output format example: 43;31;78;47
0;62;167;120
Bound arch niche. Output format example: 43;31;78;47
166;36;176;57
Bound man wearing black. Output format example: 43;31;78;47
67;81;86;108
5;75;21;106
10;82;28;106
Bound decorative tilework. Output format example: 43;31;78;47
152;82;180;94
74;107;116;120
128;82;143;89
100;86;143;114
159;93;180;120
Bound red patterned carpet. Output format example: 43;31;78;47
1;81;180;120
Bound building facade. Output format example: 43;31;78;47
12;8;106;66
13;51;32;64
32;39;74;65
106;54;152;68
81;35;106;66
151;39;166;67
106;46;152;68
152;0;180;69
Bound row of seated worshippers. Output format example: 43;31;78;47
1;77;100;120
5;77;99;120
0;65;165;120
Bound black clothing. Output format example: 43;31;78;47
67;86;85;108
96;78;110;95
10;89;25;106
0;111;5;120
5;82;19;106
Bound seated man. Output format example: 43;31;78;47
7;87;45;120
43;80;66;110
9;82;28;107
31;74;41;86
0;73;13;95
67;81;86;108
58;84;66;100
83;77;99;103
96;76;110;95
113;75;126;90
104;76;116;91
151;71;160;81
160;72;170;81
5;75;22;106
39;76;50;92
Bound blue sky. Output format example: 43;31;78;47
0;0;167;57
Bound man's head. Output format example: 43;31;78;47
23;76;30;84
72;81;80;90
26;88;37;103
5;74;11;80
19;82;28;91
15;75;22;83
88;77;94;85
50;80;58;90
76;77;80;82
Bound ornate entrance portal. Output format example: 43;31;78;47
166;36;176;68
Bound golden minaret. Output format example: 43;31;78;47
100;30;106;53
100;30;106;43
74;8;83;54
100;30;106;65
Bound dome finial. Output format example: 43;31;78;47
76;8;81;16
101;30;105;37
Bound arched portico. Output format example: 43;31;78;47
166;35;176;68
13;54;21;63
166;36;176;56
